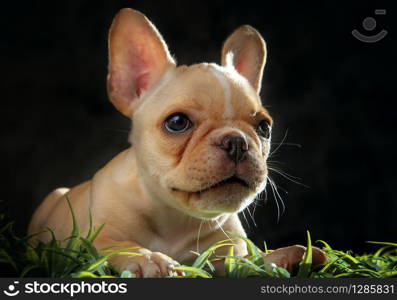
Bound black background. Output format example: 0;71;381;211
1;1;395;252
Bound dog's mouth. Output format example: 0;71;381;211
171;175;250;194
198;176;249;193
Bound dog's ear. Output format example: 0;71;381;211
107;8;176;116
221;25;266;93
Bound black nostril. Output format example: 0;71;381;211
220;135;248;164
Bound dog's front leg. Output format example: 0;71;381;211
212;242;327;276
93;237;181;278
204;215;328;276
260;245;328;273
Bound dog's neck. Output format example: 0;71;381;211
91;147;230;240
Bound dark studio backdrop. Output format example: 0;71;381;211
1;1;396;252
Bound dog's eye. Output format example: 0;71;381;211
164;113;192;134
257;120;271;139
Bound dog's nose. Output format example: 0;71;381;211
219;135;248;164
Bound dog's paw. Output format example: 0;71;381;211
261;245;328;272
118;249;181;278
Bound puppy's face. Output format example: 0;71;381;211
133;65;272;219
107;9;271;219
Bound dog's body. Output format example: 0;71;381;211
29;148;246;264
29;8;326;277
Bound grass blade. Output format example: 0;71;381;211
224;246;235;276
297;230;313;278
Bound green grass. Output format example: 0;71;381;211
0;213;396;278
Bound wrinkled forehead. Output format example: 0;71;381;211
141;63;267;119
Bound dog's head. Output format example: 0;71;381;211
107;9;272;219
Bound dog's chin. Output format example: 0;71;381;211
170;176;257;220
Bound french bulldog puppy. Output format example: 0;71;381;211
28;8;326;277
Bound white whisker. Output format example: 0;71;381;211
246;205;257;227
267;177;280;222
271;142;302;147
263;129;308;223
272;179;286;215
215;219;232;242
241;211;251;230
270;129;289;157
267;176;286;222
268;165;301;180
268;166;309;188
252;198;258;216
